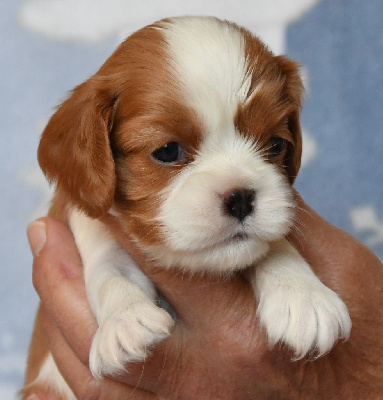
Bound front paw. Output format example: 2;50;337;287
257;283;351;359
89;301;174;379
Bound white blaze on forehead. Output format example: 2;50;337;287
158;17;252;134
150;19;296;273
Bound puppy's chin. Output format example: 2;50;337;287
143;201;295;274
146;234;271;274
143;144;296;274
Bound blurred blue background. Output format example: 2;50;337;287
1;0;382;397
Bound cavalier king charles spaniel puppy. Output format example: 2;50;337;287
22;16;351;399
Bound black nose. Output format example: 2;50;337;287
224;189;255;222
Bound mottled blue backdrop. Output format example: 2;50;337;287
0;0;382;397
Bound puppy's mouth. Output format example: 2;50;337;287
231;232;249;241
189;229;254;253
219;230;255;248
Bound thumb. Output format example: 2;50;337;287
27;217;97;365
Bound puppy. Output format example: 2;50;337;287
22;16;351;399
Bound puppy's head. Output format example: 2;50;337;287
39;17;303;273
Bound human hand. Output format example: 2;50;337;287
27;194;383;399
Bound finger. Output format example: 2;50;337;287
41;308;159;400
40;306;101;400
288;192;383;296
29;217;97;365
288;192;352;259
287;193;358;292
288;192;373;266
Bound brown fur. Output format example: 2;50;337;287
235;29;303;183
24;17;303;398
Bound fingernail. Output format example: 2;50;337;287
27;220;47;257
26;394;41;400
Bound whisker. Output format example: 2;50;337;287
293;216;309;232
291;221;304;237
128;358;146;399
155;342;169;387
288;230;304;248
295;205;314;220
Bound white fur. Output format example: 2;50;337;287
150;17;295;273
69;211;174;378
38;17;351;395
252;240;351;359
27;353;75;400
156;17;349;357
152;134;295;272
159;16;252;136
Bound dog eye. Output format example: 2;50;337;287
152;142;186;164
266;137;286;157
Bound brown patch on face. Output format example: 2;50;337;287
107;26;203;246
38;21;203;246
113;106;202;247
234;29;304;183
38;18;302;248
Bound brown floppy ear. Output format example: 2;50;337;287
276;56;304;184
38;79;117;218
